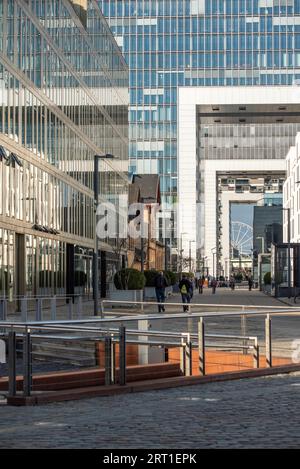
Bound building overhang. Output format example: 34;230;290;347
178;86;300;263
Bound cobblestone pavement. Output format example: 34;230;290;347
0;373;300;449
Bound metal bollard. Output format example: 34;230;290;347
198;319;205;376
35;298;42;321
111;341;116;385
21;297;28;322
23;329;32;397
77;296;82;319
241;308;247;355
119;326;126;385
265;315;272;368
105;336;113;386
8;331;17;397
100;301;104;319
68;298;73;320
50;296;56;321
180;338;186;376
0;299;7;321
185;338;192;377
253;338;260;369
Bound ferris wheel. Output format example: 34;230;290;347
231;221;253;257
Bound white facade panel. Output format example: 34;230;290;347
283;134;300;243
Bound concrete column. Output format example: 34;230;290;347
138;319;165;365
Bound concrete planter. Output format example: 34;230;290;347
144;287;156;300
109;289;143;306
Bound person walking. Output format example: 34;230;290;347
198;276;204;294
179;274;193;312
248;276;253;291
154;271;168;313
211;277;217;294
229;276;235;291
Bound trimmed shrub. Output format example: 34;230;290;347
114;268;146;290
264;272;271;285
234;273;243;282
144;269;159;287
164;271;177;286
181;272;194;279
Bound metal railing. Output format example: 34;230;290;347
1;299;299;399
0;295;84;322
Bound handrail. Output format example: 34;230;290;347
2;333;254;351
3;307;283;396
0;294;82;299
0;305;299;328
101;299;289;309
0;324;256;343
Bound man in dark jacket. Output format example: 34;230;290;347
178;275;193;312
154;271;169;312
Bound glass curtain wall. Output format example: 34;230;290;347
0;0;129;297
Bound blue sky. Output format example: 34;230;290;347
231;204;254;227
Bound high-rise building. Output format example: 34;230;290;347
99;0;300;273
0;0;129;301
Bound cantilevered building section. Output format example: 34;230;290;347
0;0;129;299
178;86;300;275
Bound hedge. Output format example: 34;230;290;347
114;268;146;290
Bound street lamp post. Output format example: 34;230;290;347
164;242;169;272
93;153;115;317
211;247;217;278
281;207;291;299
189;240;195;272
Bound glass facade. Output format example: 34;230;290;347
99;0;300;251
199;123;300;160
0;0;129;297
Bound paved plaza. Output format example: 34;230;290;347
0;373;300;449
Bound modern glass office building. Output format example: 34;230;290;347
99;0;300;271
0;0;129;300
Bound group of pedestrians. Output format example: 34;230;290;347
154;271;195;313
154;271;254;314
155;271;194;313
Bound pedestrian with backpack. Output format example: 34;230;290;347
179;274;193;312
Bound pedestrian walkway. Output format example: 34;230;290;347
182;287;289;307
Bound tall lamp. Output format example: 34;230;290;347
280;207;291;299
93;153;115;317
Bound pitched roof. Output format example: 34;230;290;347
132;174;161;203
128;183;140;204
